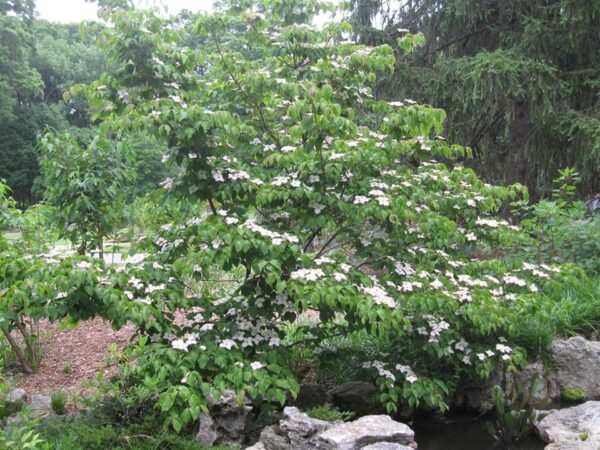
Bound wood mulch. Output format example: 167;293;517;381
13;318;135;397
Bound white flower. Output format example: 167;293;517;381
56;292;67;299
376;196;390;206
160;177;174;190
172;339;189;352
250;361;264;370
353;196;370;205
332;272;347;282
430;279;443;290
219;339;237;350
76;261;92;269
225;217;239;225
465;232;477;242
315;256;334;265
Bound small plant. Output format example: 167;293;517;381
305;403;355;422
489;378;546;444
51;391;67;415
0;409;49;449
562;387;585;402
62;362;73;375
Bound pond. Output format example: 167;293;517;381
413;412;546;450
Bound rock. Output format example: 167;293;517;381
6;388;27;404
197;414;219;446
536;401;600;449
255;407;416;450
454;361;553;412
362;444;414;450
550;337;600;400
245;443;267;450
259;407;333;450
329;381;385;416
195;390;252;447
290;383;330;410
317;415;415;450
507;361;552;407
453;364;504;412
29;394;55;419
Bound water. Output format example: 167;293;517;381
413;413;546;450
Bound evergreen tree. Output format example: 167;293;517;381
347;0;600;197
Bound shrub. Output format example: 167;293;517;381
561;387;585;402
305;403;355;422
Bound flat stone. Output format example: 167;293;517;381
536;401;600;449
317;415;415;450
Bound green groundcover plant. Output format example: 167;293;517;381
0;0;589;434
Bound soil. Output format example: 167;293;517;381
13;318;135;397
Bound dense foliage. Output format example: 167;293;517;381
0;1;598;447
347;0;600;197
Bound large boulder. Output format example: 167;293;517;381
317;415;415;450
536;401;600;449
250;407;416;450
550;337;600;400
329;382;385;416
195;390;252;447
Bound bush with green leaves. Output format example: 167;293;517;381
515;168;600;274
59;0;579;429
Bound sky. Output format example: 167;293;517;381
35;0;215;23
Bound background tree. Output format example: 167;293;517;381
38;131;132;256
0;14;106;207
347;0;600;198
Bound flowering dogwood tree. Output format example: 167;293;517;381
47;0;573;430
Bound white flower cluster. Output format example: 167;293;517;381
291;268;325;281
243;219;299;245
362;360;396;382
417;316;450;343
503;274;527;287
396;364;418;384
171;332;200;352
359;284;397;308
